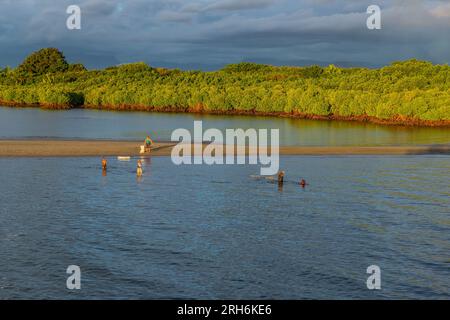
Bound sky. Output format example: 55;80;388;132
0;0;449;70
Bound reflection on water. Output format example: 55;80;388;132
0;156;449;299
1;106;449;146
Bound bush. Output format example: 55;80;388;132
38;89;84;108
222;62;272;73
68;63;87;72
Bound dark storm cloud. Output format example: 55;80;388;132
0;0;448;69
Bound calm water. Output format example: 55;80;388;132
0;156;449;299
1;106;449;146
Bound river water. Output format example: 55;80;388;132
0;106;449;146
0;156;449;299
0;106;449;299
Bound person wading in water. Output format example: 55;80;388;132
102;157;108;170
278;171;285;186
299;179;307;188
137;160;143;176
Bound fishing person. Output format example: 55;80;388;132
137;159;143;177
278;171;285;186
144;135;154;152
299;179;307;188
101;157;108;171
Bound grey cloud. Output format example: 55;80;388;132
80;0;117;16
157;10;194;23
0;0;449;70
172;2;449;67
204;0;276;11
430;3;450;18
175;0;276;15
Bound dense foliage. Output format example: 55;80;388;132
0;48;449;121
16;48;69;75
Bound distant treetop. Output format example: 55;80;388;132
17;48;69;75
222;62;273;73
68;63;87;72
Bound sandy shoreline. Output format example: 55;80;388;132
0;140;449;157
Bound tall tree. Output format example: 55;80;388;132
17;48;69;74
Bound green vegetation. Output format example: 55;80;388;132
0;48;449;123
17;48;69;75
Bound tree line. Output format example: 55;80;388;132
0;48;449;123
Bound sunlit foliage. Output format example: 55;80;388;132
0;49;449;121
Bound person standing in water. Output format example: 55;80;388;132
277;171;285;192
101;157;108;176
137;160;143;176
299;179;307;188
277;171;285;185
102;157;108;170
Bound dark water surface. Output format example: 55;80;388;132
1;106;449;146
0;156;449;299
